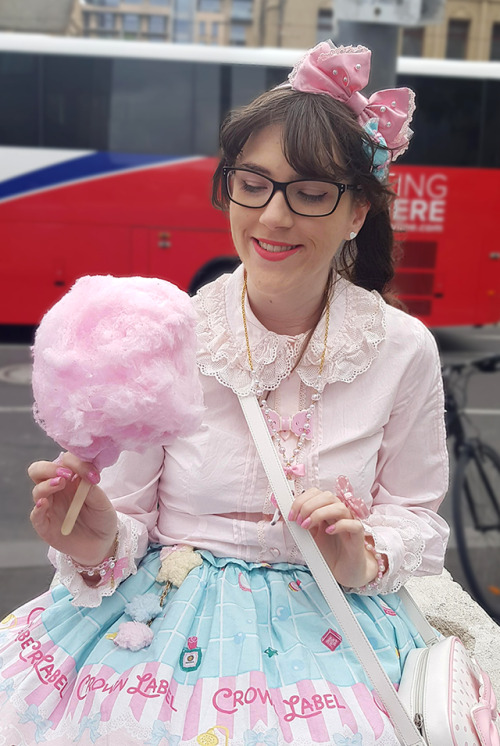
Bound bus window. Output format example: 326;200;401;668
482;80;500;169
396;75;481;167
0;53;38;146
109;59;194;155
194;62;221;156
266;66;290;89
43;55;112;150
230;64;268;109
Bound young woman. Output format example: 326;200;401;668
0;42;448;745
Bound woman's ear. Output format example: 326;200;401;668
346;199;370;241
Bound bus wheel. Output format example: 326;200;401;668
188;256;241;296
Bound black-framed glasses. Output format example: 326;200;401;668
223;167;360;218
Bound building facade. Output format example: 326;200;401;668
399;0;500;60
10;0;498;61
79;0;334;48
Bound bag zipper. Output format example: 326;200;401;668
412;648;429;738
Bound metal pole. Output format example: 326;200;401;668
336;21;399;93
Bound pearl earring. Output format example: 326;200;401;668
349;232;357;240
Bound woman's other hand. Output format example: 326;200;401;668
288;487;386;588
28;453;118;566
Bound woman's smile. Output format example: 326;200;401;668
252;237;302;261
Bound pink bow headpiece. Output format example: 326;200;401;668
285;42;415;174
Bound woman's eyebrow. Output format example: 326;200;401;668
236;161;302;180
236;162;273;176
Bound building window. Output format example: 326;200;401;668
211;21;219;41
149;15;166;35
230;22;246;45
174;18;192;41
446;19;469;59
85;0;119;6
401;26;424;57
83;12;93;30
176;0;194;15
99;12;115;29
199;20;207;39
123;13;140;34
491;23;500;61
316;8;333;43
198;0;220;10
232;0;253;22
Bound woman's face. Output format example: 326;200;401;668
229;124;369;303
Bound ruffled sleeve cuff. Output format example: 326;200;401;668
48;513;142;608
345;514;425;596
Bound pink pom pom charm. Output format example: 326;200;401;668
114;621;154;651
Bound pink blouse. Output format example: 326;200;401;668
50;265;450;607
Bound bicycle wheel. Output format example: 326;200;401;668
452;442;500;622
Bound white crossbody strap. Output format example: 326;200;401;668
239;393;426;746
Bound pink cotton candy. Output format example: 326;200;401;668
32;275;204;470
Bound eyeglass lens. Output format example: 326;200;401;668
226;170;341;217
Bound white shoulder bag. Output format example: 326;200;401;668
239;393;500;746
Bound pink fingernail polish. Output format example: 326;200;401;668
288;510;296;522
325;524;336;534
36;499;44;508
301;517;311;529
87;471;100;485
50;476;62;486
56;467;73;479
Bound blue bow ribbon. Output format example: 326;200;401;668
19;704;53;743
243;728;279;746
333;733;363;746
0;676;14;699
362;119;390;182
146;720;181;746
74;713;102;743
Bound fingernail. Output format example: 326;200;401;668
301;517;311;529
56;467;73;479
87;471;100;485
325;524;336;534
36;498;44;508
50;476;62;486
288;510;296;522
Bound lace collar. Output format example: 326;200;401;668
194;264;386;396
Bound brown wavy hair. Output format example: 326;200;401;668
212;86;405;308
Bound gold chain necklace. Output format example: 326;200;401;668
241;272;330;376
241;272;330;492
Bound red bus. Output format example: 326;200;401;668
1;34;499;327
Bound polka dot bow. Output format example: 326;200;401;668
287;41;415;164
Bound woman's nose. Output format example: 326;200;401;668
258;190;294;230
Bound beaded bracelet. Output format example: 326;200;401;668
358;539;386;592
71;531;119;587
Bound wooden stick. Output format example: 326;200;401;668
61;479;92;536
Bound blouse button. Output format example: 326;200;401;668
270;547;281;557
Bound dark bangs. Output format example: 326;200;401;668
212;87;387;210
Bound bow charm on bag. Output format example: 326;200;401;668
472;670;500;746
